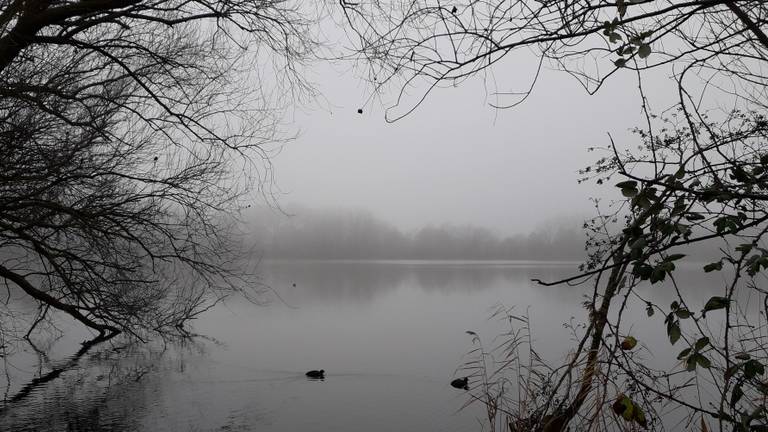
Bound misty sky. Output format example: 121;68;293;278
268;54;680;236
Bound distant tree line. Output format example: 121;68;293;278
247;207;586;261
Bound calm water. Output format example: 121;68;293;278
0;260;729;431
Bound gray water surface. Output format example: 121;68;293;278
0;260;727;431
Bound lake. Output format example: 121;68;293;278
0;260;729;431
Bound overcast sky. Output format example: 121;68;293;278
267;54;679;236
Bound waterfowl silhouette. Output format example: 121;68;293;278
450;377;469;390
306;369;325;379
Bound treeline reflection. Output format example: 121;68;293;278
259;260;581;304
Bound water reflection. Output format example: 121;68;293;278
1;342;167;431
260;259;580;304
0;260;732;432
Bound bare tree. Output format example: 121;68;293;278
342;1;768;430
0;0;318;346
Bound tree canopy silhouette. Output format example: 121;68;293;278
343;1;768;430
0;0;317;342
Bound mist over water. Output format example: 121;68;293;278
245;206;588;261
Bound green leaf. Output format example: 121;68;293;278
735;352;751;361
730;383;743;408
696;354;712;369
730;167;751;183
675;308;692;319
703;296;729;313
703;261;723;272
650;266;666;284
658;261;675;273
617;0;627;17
633;263;653;280
677;347;691;360
621;336;638;350
616;180;637;197
613;394;640;423
630;237;647;250
622;401;634;421
633;195;652;209
638;43;651;58
744;360;765;379
674;166;686;179
668;320;681;345
612;394;631;416
634;405;648;428
695;337;710;351
686;355;697;371
646;302;654;317
614;58;627;68
618;45;635;56
621;187;637;197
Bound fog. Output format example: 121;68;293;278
243;204;728;262
246;206;587;260
267;55;681;236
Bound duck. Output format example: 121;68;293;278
450;377;469;390
305;369;325;379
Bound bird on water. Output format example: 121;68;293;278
306;369;325;379
450;377;469;390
